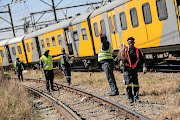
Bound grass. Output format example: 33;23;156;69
0;80;32;120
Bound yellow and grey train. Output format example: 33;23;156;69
0;0;180;68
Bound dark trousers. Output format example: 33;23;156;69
17;71;23;81
123;69;139;100
44;70;54;90
62;65;71;84
101;61;118;93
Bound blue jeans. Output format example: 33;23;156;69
101;61;118;93
62;65;71;84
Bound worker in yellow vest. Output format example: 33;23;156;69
98;34;119;96
40;50;61;92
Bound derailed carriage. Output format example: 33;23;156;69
0;0;180;69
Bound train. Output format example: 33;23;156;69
0;0;180;69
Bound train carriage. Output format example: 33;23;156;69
0;39;11;66
6;35;27;65
23;18;75;64
67;12;95;58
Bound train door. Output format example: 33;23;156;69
107;10;120;49
71;26;80;57
5;45;12;63
34;37;42;58
64;28;74;55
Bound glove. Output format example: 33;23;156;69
143;67;147;74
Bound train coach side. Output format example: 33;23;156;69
0;39;10;66
6;35;27;65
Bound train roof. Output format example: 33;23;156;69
6;35;26;45
71;11;93;25
0;39;10;46
24;18;74;39
90;0;128;18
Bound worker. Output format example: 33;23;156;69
119;37;147;103
40;50;61;92
98;34;119;96
58;48;72;86
14;57;24;82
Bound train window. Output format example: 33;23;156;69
100;20;106;35
17;46;22;54
119;12;127;30
0;50;4;57
130;8;139;28
113;15;118;32
12;47;16;55
156;0;168;21
57;34;62;45
51;36;56;47
31;42;34;50
73;30;79;41
93;22;99;37
46;38;51;48
81;28;88;41
142;3;152;24
26;43;30;52
41;39;45;49
109;17;114;33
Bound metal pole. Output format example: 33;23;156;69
51;0;57;22
8;4;15;37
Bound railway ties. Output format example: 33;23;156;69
13;77;149;120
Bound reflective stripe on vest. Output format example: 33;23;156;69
40;55;53;70
14;61;24;71
98;43;113;62
124;47;139;68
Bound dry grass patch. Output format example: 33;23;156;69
0;80;32;120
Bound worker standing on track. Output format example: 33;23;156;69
118;37;147;103
14;57;24;82
98;34;119;96
58;48;72;86
40;50;61;92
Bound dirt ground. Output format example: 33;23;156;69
10;69;180;120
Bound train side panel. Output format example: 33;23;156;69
159;0;180;46
0;46;9;66
24;38;39;63
43;29;64;60
69;21;94;57
90;14;103;54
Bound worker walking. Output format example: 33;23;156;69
59;48;71;86
98;34;119;96
119;37;147;103
14;57;24;82
40;50;61;92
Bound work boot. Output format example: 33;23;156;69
47;90;50;93
107;92;119;96
128;99;134;103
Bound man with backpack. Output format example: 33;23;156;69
59;48;71;86
14;57;24;82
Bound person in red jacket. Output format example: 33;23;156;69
120;37;147;103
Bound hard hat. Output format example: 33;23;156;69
43;49;49;54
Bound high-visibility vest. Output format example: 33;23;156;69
40;55;53;70
14;61;24;71
124;47;139;68
98;43;113;62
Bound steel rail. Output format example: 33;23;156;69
18;83;82;120
13;77;149;120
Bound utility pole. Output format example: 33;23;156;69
51;0;57;22
8;4;15;37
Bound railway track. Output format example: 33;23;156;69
13;77;149;120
